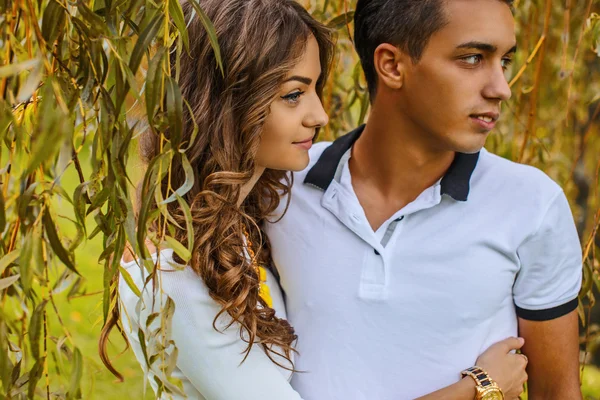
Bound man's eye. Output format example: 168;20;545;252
501;57;513;70
462;55;483;65
281;91;304;105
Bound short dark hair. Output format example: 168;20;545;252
354;0;515;99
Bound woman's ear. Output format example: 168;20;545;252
373;43;407;92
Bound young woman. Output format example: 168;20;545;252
102;0;528;399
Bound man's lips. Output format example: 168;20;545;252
470;112;500;130
470;112;500;123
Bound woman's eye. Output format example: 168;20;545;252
281;91;304;105
462;54;483;66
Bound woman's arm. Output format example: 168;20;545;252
416;337;528;400
415;378;476;400
120;251;303;400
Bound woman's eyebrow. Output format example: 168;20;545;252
284;76;312;85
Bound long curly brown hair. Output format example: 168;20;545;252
99;0;335;378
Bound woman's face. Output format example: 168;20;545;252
256;35;329;172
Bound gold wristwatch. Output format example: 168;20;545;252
461;366;504;400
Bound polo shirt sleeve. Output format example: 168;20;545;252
513;189;582;321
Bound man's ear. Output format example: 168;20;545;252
373;43;408;91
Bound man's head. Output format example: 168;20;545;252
354;0;517;153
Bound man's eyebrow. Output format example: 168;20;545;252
456;41;518;54
284;76;312;85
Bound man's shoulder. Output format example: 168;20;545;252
478;148;562;197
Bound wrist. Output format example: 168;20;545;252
459;375;478;399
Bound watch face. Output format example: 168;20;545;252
481;391;503;400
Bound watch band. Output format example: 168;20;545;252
461;366;497;388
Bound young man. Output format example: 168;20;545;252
264;0;583;399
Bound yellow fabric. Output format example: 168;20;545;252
257;267;273;308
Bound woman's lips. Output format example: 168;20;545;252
293;138;313;150
293;136;314;150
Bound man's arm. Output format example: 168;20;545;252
519;310;581;399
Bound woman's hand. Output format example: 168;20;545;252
475;337;528;400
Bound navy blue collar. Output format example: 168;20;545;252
304;124;480;201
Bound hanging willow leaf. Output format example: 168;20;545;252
0;274;20;291
169;0;190;54
0;251;19;276
0;189;5;234
43;208;79;275
163;153;194;204
326;11;355;30
76;0;109;37
145;47;166;123
27;357;45;399
129;13;164;76
0;58;40;78
137;149;172;263
28;301;48;360
187;0;224;75
162;236;190;263
41;0;66;44
119;265;141;297
67;347;83;399
165;77;183;150
175;194;194;260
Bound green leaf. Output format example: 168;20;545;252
42;0;66;44
76;0;109;37
0;250;19;276
88;186;111;214
187;0;224;75
16;59;43;103
0;189;5;234
24;83;71;177
162;235;191;263
0;274;20;291
0;100;15;143
129;13;164;76
118;266;141;297
163;154;194;204
29;301;48;360
327;11;355;30
0;58;40;78
168;0;190;54
145;47;166;121
176;194;194;261
137;150;172;264
67;347;83;399
137;328;150;367
165;77;183;149
43;208;79;275
28;357;45;399
73;182;90;235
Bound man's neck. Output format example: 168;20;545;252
348;104;455;230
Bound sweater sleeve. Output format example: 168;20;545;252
119;251;303;400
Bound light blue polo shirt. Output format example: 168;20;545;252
264;125;582;400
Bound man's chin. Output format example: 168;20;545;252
454;133;489;154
